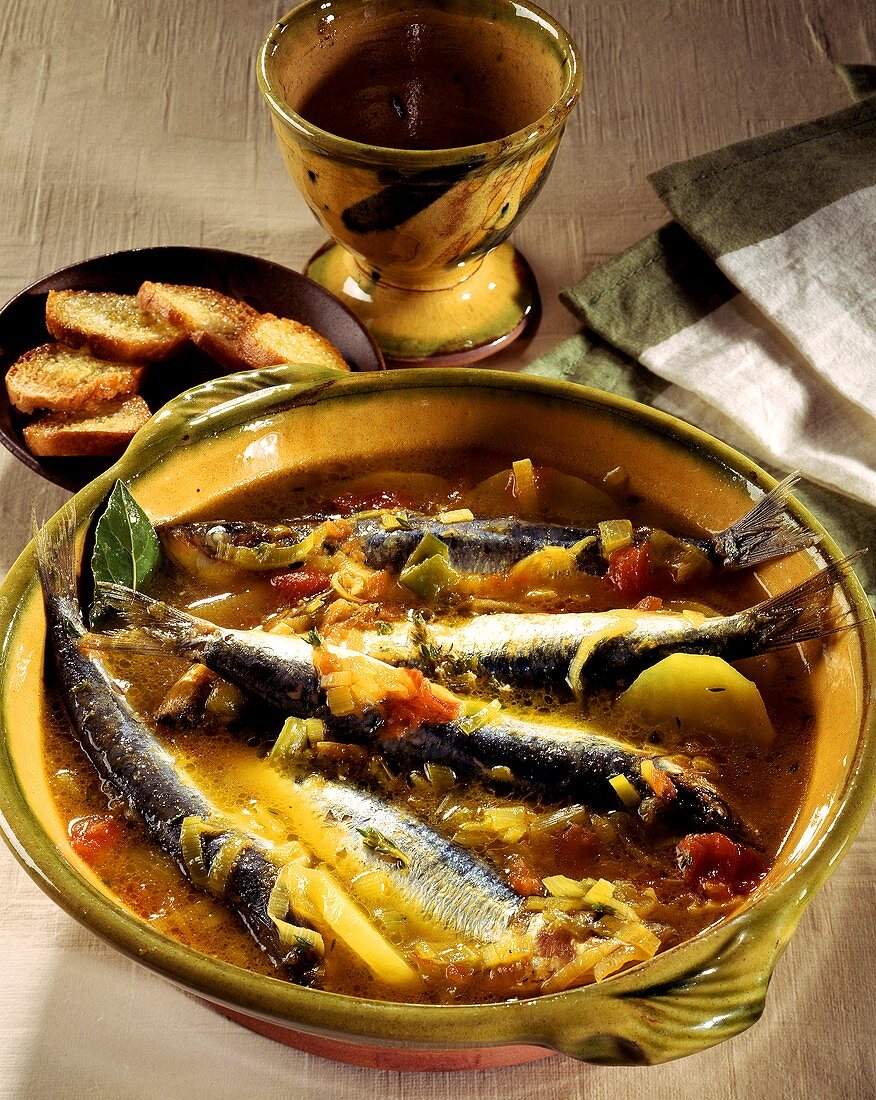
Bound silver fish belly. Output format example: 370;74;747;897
281;774;521;943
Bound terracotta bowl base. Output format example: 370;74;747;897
208;1002;557;1071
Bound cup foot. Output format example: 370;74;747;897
305;241;539;366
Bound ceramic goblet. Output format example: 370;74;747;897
257;0;582;366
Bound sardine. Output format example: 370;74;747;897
91;583;755;841
355;559;861;692
162;470;823;580
271;772;521;943
34;510;322;983
373;713;752;843
163;473;818;577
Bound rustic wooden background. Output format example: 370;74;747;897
0;1;873;1097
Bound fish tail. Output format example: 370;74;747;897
748;552;867;650
710;473;820;570
94;582;210;657
33;505;84;633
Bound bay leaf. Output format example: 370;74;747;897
91;480;161;614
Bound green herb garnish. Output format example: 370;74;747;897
356;827;409;868
91;481;161;618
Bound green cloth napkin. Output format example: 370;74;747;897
526;66;875;603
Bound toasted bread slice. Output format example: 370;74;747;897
236;314;350;372
137;282;260;371
45;290;187;362
5;343;145;415
22;394;151;457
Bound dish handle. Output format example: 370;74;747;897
545;899;803;1065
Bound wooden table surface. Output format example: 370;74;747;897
1;1;873;1097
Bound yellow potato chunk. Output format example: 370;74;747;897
618;653;774;746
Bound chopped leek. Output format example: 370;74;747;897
381;512;411;531
179;814;234;889
481;934;532;969
206;833;250;895
267;864;325;954
541;938;619;994
593;944;637;982
423;762;456;791
609;773;641;810
213;528;320;570
204;681;246;720
458;698;502;734
399;534;458;601
269;716;326;765
649;529;712;582
598;519;634;557
543;875;589;898
404;532;450;568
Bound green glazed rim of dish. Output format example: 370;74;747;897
0;365;873;1065
256;0;584;168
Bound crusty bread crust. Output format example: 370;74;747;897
22;394;151;456
137;282;259;370
236;314;350;372
45;290;186;362
5;344;145;414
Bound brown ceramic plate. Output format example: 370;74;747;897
0;246;385;492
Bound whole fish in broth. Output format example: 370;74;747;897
33;510;323;982
90;583;756;842
353;561;859;693
163;473;818;580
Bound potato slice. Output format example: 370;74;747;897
464;464;622;522
618;653;774;746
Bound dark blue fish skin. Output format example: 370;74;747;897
368;715;753;844
164;472;819;577
36;516;320;981
167;515;657;575
200;631;323;714
363;612;759;694
358;517;612;574
94;583;754;843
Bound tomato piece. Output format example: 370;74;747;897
553;823;598;878
606;542;651;600
382;670;463;738
643;765;677;801
677;833;767;898
69;814;125;859
506;855;546;897
445;963;475;983
270;568;332;602
634;595;663;611
331;490;415;514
